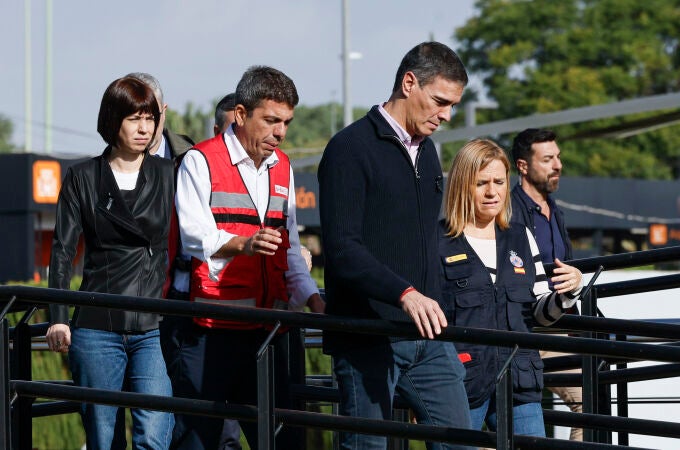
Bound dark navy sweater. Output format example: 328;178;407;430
318;105;444;353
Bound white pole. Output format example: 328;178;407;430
24;0;32;153
341;0;352;127
45;0;53;153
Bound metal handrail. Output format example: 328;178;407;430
544;245;680;274
11;380;654;450
2;286;680;362
4;242;680;449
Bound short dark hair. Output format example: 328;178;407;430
214;93;236;130
511;128;558;167
235;66;299;113
97;77;161;146
392;42;468;93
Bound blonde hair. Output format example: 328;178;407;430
443;138;512;237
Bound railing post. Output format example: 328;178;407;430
582;286;598;443
0;319;10;450
388;409;409;450
257;321;281;450
289;327;307;449
616;333;629;446
11;311;35;450
496;345;518;450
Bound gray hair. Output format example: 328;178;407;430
126;72;164;105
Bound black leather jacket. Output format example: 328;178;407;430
48;148;174;332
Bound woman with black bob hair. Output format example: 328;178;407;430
46;76;174;449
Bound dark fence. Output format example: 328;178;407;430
2;245;680;449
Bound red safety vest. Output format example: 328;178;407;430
190;135;291;329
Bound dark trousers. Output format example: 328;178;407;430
160;318;302;450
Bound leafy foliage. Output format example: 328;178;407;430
0;114;15;153
454;0;680;178
282;103;342;150
165;102;212;144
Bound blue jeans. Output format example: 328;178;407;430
469;397;545;437
161;325;300;450
69;327;174;450
333;340;472;450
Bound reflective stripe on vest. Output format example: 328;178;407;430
194;297;256;308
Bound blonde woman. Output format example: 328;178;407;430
438;138;582;437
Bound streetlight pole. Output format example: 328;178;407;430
464;101;499;128
24;0;32;153
45;0;53;153
341;0;352;128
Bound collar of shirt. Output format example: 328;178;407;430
223;124;279;170
517;185;556;216
517;186;566;265
152;133;168;158
377;104;423;165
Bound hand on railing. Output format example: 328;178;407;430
46;324;71;353
399;290;447;339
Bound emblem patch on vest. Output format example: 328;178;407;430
509;250;525;274
275;185;288;196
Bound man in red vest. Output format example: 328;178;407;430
171;66;324;450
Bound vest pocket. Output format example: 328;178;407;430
451;291;489;328
462;356;484;402
442;257;472;280
512;351;544;392
505;288;536;332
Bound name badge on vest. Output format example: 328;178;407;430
509;250;525;274
275;184;288;196
445;253;467;263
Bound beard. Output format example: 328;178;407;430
527;170;560;194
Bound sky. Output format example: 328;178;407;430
1;0;477;156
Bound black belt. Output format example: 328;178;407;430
174;256;192;272
167;287;190;301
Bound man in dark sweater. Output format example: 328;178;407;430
318;42;472;450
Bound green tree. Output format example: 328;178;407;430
454;0;680;178
283;103;368;150
283;103;341;150
0;114;15;153
165;102;211;144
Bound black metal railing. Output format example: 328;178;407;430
2;245;680;449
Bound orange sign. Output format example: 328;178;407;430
296;186;316;209
33;161;61;204
649;224;668;246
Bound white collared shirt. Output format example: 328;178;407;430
151;133;168;159
174;124;317;310
377;104;424;166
